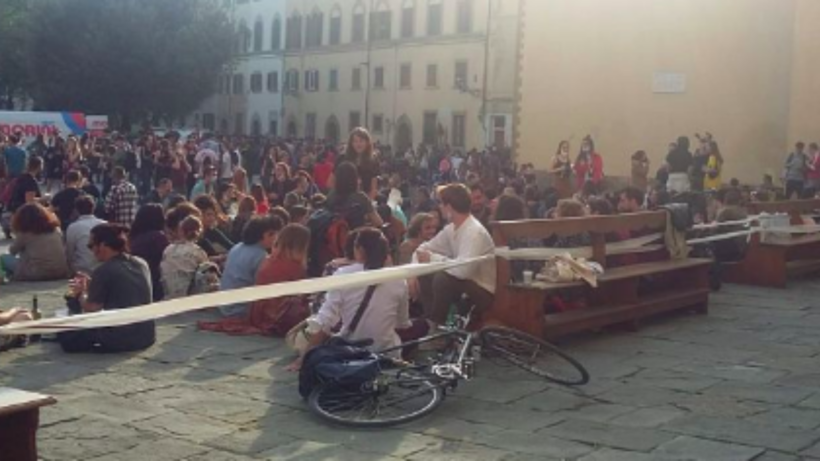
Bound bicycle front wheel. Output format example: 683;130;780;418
479;326;590;386
308;368;445;428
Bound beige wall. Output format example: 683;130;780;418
517;0;820;184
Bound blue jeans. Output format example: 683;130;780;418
1;254;19;275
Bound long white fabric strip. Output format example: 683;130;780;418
0;256;491;335
5;219;820;336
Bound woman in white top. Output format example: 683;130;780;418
287;228;412;371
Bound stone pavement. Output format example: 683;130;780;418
2;277;820;461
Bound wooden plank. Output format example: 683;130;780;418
492;211;667;240
543;289;710;339
508;258;713;291
786;260;820;279
0;388;56;418
748;199;820;221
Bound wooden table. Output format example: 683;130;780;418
0;387;56;461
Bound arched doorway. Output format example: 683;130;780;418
394;115;413;153
325;116;340;144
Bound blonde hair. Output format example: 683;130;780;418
273;223;311;264
179;215;203;242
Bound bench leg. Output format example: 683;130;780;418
0;408;41;461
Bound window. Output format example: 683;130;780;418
305;70;320;92
305;9;324;47
400;63;412;88
426;64;438;87
251;115;262;136
373;114;384;134
423;111;437;145
250;73;263;93
370;9;392;41
456;0;473;34
374;66;385;89
253;18;264;51
493;115;506;148
427;0;443;36
306;113;317;138
329;69;339;91
223;74;231;94
267;71;279;92
352;4;365;43
238;21;252;53
452;113;466;147
203;113;216;132
285;69;300;92
401;0;415;38
269;111;279;135
349;111;361;132
286;13;303;50
330;8;342;45
271;16;282;50
454;61;468;88
232;74;245;94
352;67;362;90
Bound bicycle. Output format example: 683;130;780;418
307;309;590;428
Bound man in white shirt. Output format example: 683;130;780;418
65;195;107;275
413;183;496;325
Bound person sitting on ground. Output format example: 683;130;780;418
144;178;174;207
65;196;107;276
288;228;417;371
8;156;44;215
50;170;84;232
251;184;269;215
230;195;257;243
161;215;209;299
217;215;284;317
269;206;291;226
398;213;437;265
412;183;496;328
129;204;170;302
1;203;70;282
325;161;383;229
190;166;217;199
58;223;156;353
193;194;235;264
288;205;310;225
284;175;310;208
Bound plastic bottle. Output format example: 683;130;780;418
30;295;41;342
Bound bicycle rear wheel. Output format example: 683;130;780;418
308;367;444;428
479;326;590;386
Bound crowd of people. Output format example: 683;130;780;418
0;126;803;360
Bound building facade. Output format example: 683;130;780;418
192;0;287;136
278;0;519;152
515;0;820;184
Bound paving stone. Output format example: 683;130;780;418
673;361;787;384
746;406;820;430
629;368;722;392
776;373;820;388
39;416;149;460
652;436;765;460
799;393;820;409
673;393;770;418
539;419;675;452
597;384;690;408
183;450;257;461
802;440;820;458
129;410;239;443
87;437;209;461
609;406;687;428
458;376;549;404
578;448;656;461
663;414;819;452
170;393;273;425
257;440;403;461
551;402;635;424
439;397;566;432
705;382;815;405
405;441;522;461
70;371;175;396
508;388;592;413
752;451;802;461
476;428;594;459
58;393;171;424
204;428;300;455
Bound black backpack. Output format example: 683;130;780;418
298;340;380;399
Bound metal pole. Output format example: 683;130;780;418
480;0;492;146
364;0;374;129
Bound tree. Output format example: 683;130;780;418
0;0;31;109
28;0;235;127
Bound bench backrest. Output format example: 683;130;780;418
748;199;820;225
491;211;669;288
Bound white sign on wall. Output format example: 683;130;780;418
653;72;687;94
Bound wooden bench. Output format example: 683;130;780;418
722;199;820;288
486;212;711;340
0;387;56;461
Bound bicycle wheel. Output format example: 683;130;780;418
479;326;590;386
308;367;445;428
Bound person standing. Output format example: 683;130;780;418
9;156;43;215
51;170;84;232
3;135;27;179
336;128;380;199
783;142;808;200
551;141;573;199
104;167;139;226
666;136;693;193
805;143;820;198
573;136;604;192
703;141;725;191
